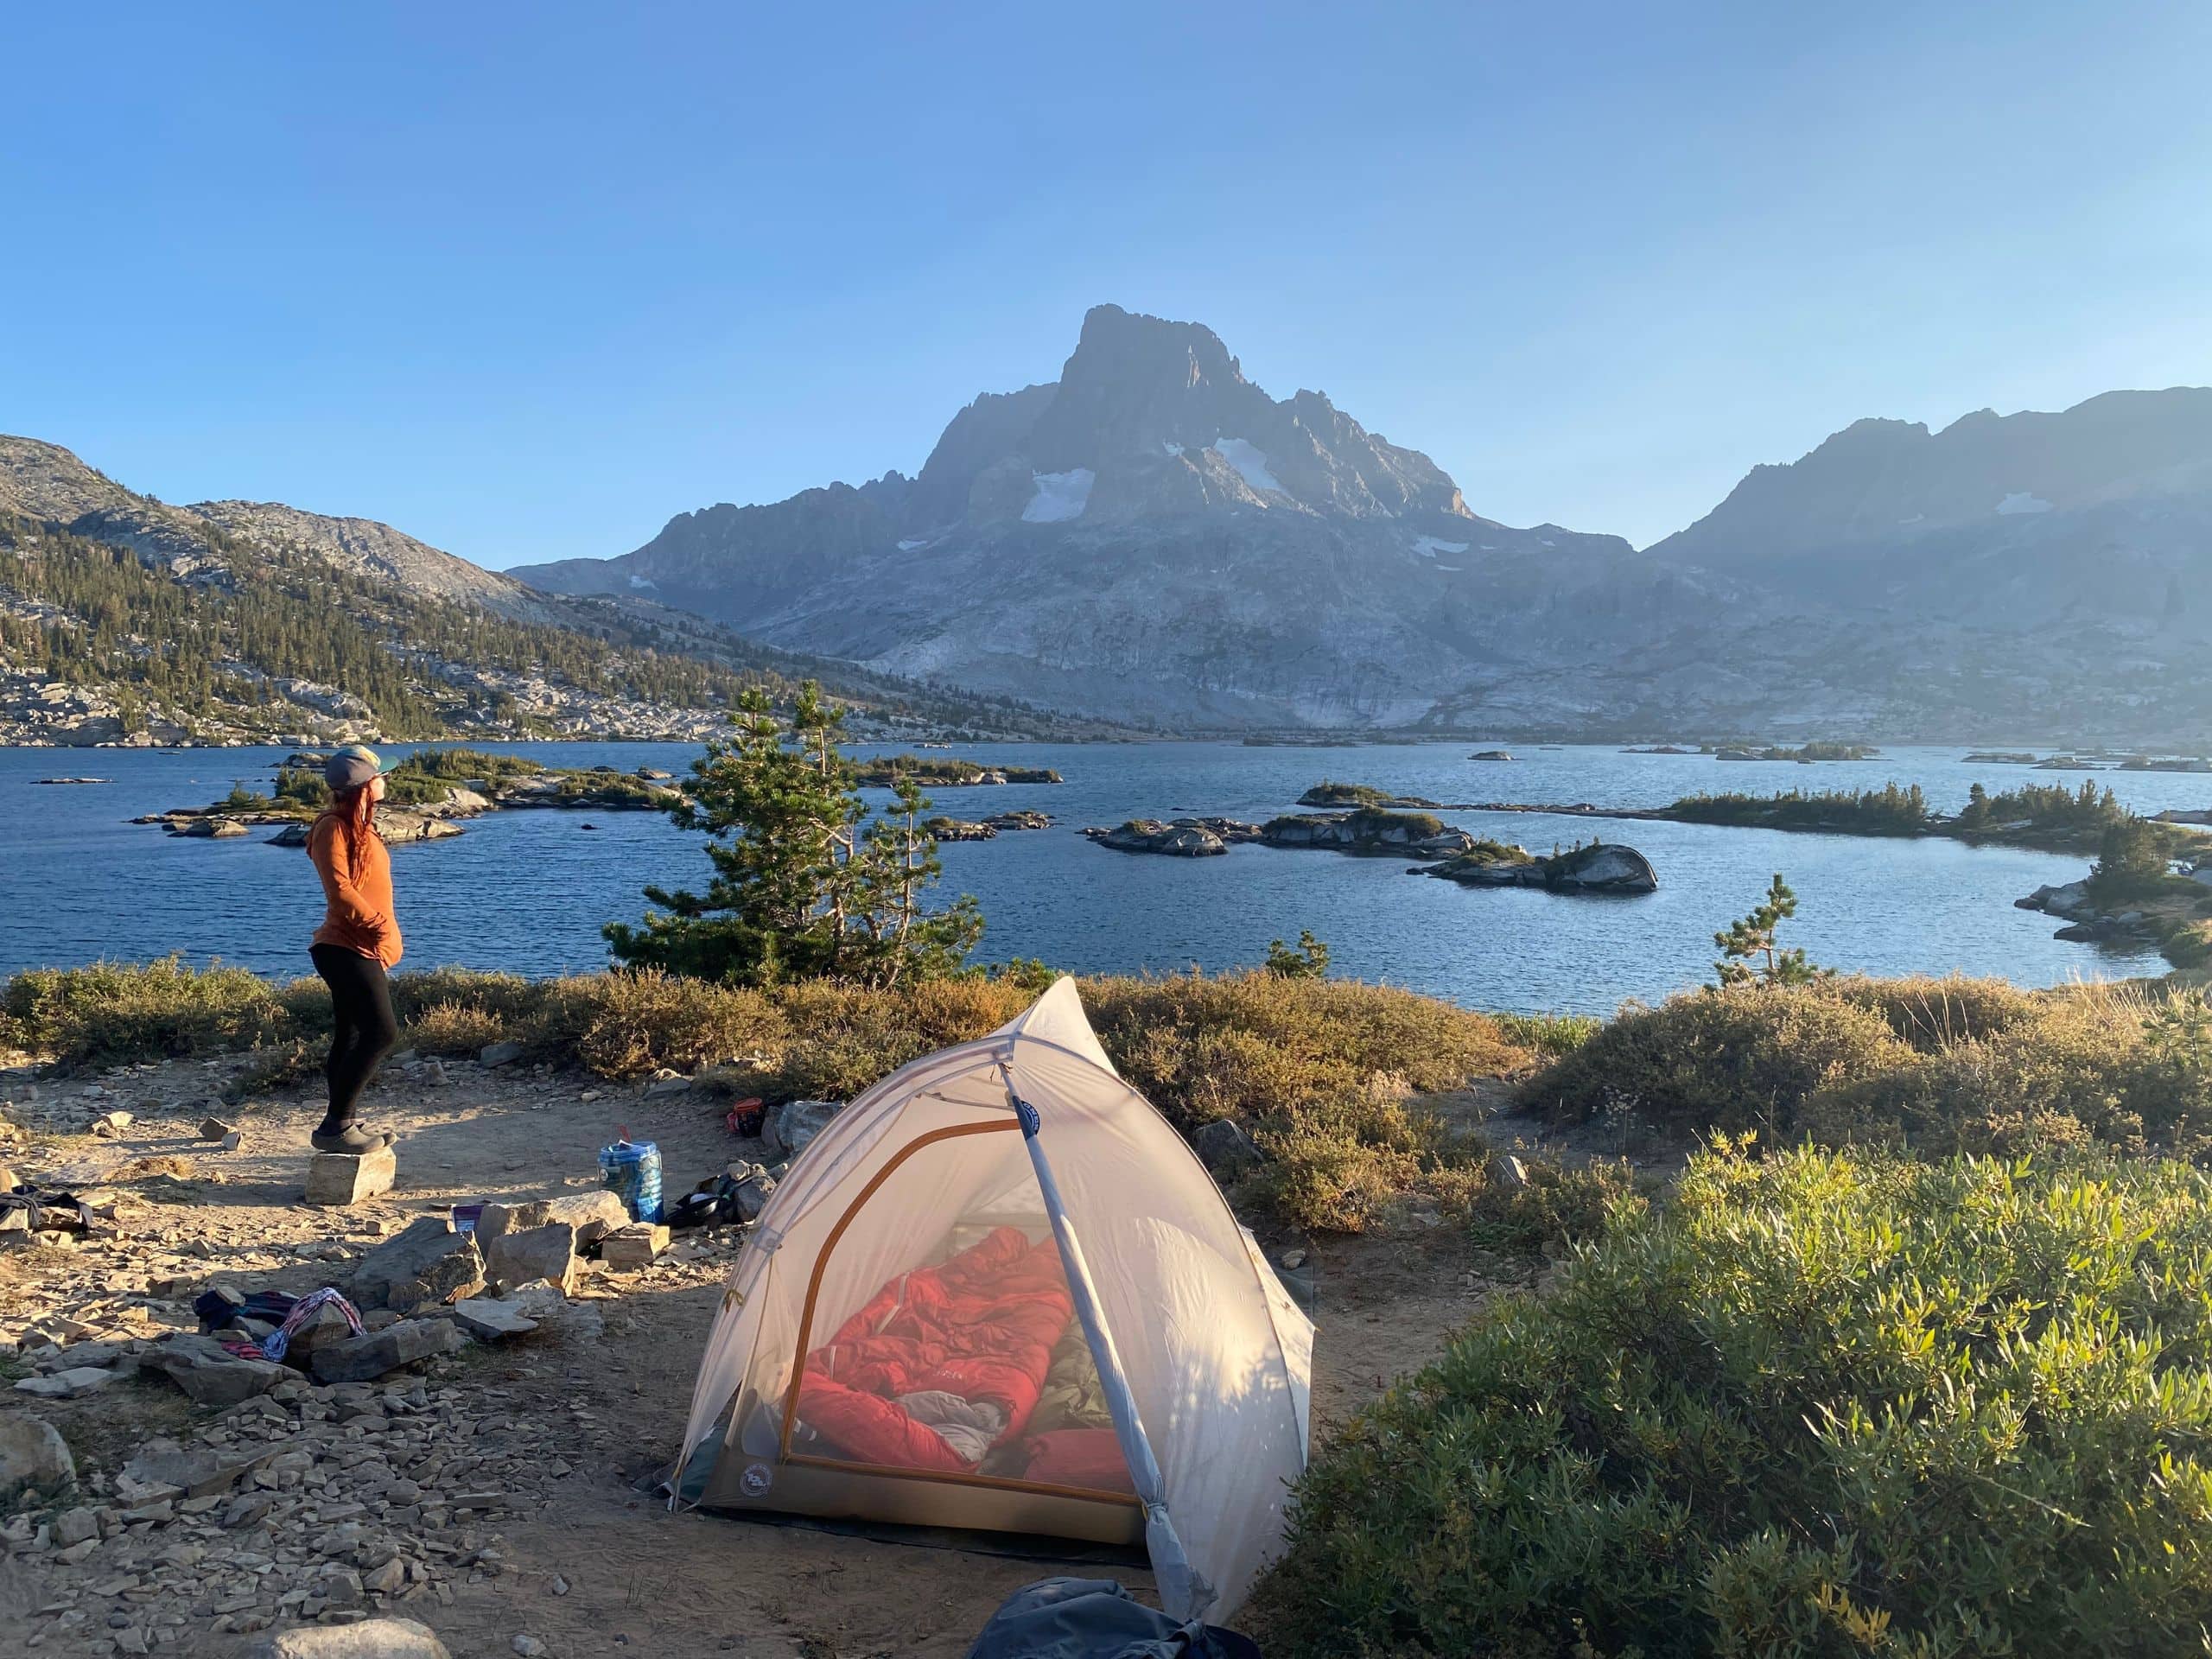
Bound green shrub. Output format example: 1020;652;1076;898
0;957;312;1068
1825;971;2050;1052
0;958;1535;1231
1806;983;2212;1157
1465;1154;1647;1255
530;969;791;1079
1522;983;1912;1136
1491;1009;1599;1060
1255;1145;2212;1657
1085;971;1525;1132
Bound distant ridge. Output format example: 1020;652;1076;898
515;309;2212;743
0;435;1117;747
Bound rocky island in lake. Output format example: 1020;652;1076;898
136;747;685;846
854;753;1062;787
1417;838;1659;893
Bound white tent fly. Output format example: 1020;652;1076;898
672;977;1314;1619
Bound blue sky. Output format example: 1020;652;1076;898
3;2;2207;565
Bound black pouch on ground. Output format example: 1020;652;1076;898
964;1577;1262;1659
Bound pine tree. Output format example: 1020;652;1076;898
1714;874;1828;988
604;683;982;986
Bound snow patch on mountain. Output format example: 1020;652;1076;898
1996;492;2054;515
1412;535;1470;558
1210;438;1281;494
1021;468;1096;523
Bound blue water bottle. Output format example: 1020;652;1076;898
599;1135;664;1224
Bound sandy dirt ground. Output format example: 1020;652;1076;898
0;1050;1527;1658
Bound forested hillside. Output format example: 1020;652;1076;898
0;437;1103;747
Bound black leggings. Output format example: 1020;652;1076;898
312;944;398;1131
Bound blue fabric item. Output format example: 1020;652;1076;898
963;1579;1261;1659
1015;1095;1042;1137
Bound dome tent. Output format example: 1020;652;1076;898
673;977;1313;1619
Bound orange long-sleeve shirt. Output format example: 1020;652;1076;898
308;813;404;969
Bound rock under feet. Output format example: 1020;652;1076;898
306;1147;397;1206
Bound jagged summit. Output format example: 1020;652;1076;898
512;305;1638;728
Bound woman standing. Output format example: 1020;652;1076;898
306;744;403;1154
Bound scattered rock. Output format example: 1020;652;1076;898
198;1116;238;1141
765;1099;843;1160
283;1301;363;1368
14;1365;119;1399
251;1617;452;1658
450;1298;539;1341
480;1041;525;1068
352;1217;484;1313
143;1336;288;1408
0;1409;75;1491
597;1224;668;1272
1192;1118;1263;1179
52;1506;99;1546
308;1318;467;1384
483;1222;577;1294
306;1147;397;1206
476;1189;626;1248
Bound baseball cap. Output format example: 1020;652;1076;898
323;744;390;791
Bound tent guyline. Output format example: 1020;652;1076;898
669;978;1313;1621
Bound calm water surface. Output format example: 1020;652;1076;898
3;742;2202;1015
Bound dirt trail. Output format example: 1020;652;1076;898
1;1051;1509;1657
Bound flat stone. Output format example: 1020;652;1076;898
249;1617;453;1658
309;1319;467;1385
122;1444;266;1499
475;1190;626;1248
596;1224;668;1272
0;1409;75;1491
449;1299;538;1342
479;1041;524;1068
15;1365;118;1399
351;1218;483;1314
53;1507;99;1547
482;1222;576;1294
197;1117;237;1141
142;1336;289;1408
283;1302;361;1367
306;1148;397;1208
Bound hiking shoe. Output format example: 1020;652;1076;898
311;1124;396;1154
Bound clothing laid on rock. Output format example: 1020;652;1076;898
307;810;403;968
259;1287;367;1363
312;942;398;1134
